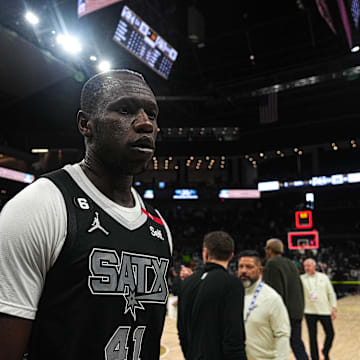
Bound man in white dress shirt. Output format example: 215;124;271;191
238;250;290;360
301;258;337;360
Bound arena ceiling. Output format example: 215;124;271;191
1;0;360;166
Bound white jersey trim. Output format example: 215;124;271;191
64;163;147;230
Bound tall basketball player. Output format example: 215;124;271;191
0;69;172;360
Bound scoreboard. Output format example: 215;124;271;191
113;5;178;79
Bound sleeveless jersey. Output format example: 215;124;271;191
28;169;172;360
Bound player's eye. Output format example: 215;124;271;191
146;111;157;120
118;107;129;115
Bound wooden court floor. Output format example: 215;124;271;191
160;294;360;360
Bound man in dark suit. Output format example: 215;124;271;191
263;238;309;360
177;231;247;360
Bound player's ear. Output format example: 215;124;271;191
202;247;209;263
77;110;93;137
259;266;264;275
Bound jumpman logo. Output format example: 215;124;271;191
88;212;110;236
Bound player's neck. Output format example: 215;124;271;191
80;160;135;207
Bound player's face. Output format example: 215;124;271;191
238;257;262;288
91;76;159;175
304;260;316;275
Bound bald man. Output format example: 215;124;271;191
301;258;337;360
263;238;308;360
0;70;172;360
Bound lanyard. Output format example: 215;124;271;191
245;280;263;322
306;274;319;293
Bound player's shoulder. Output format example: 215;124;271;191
2;177;62;212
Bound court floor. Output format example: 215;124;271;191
160;294;360;360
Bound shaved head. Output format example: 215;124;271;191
80;69;153;118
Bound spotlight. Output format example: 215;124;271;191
351;45;360;53
25;12;39;25
56;34;82;53
98;61;111;72
89;55;97;61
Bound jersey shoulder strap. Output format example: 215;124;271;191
41;168;78;255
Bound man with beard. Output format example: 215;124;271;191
0;69;172;360
238;250;290;360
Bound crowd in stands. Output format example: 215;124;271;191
164;200;360;298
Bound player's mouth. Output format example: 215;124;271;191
130;138;155;153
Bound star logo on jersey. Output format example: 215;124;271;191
124;289;145;321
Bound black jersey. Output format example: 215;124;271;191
28;169;172;360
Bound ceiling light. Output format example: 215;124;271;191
25;12;39;25
294;147;298;152
351;45;360;53
56;34;82;53
89;55;97;61
31;148;49;153
98;60;111;72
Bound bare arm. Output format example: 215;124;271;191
0;313;33;360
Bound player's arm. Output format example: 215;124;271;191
0;314;32;360
0;179;66;359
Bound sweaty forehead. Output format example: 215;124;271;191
100;77;155;101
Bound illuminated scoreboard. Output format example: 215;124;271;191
113;5;178;79
295;210;313;229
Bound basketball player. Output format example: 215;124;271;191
0;69;172;360
177;231;247;360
